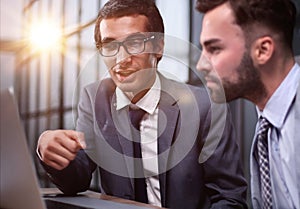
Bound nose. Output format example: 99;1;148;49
196;53;212;75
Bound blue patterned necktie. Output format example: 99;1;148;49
257;117;272;209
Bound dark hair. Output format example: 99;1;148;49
196;0;297;50
94;0;164;50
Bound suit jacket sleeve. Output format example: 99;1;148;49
40;85;97;195
201;105;248;208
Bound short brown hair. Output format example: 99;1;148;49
94;0;164;50
196;0;296;50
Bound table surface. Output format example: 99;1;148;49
41;188;165;209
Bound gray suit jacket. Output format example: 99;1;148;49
43;74;247;209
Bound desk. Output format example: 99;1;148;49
42;188;164;209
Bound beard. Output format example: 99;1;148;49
222;50;266;103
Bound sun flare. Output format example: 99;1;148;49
28;19;62;51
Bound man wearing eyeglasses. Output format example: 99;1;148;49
37;0;247;208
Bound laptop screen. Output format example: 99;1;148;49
0;88;47;209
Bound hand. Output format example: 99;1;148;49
37;130;86;170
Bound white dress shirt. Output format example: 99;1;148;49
115;74;162;207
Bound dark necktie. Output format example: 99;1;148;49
128;107;148;203
256;117;272;209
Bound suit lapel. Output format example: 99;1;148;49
294;79;300;204
95;79;134;191
108;98;135;188
157;84;180;206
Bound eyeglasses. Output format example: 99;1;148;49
99;35;156;57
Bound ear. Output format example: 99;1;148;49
252;36;274;65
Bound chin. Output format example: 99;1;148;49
211;94;227;103
208;87;227;103
118;83;142;94
118;84;134;93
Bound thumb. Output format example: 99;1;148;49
64;130;86;149
75;131;86;149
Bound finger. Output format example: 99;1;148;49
75;132;86;149
51;131;82;153
46;143;78;162
46;159;68;171
63;130;86;149
43;152;72;170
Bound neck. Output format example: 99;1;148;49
254;55;295;110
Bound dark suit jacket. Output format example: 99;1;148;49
43;74;248;209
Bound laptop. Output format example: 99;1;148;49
0;88;150;209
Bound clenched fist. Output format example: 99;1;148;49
37;130;86;170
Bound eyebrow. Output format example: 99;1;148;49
101;37;116;43
101;32;146;43
202;38;222;47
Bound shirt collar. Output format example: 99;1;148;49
256;63;300;128
115;73;161;115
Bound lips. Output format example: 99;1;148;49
205;77;218;85
115;70;136;77
204;71;221;84
113;68;139;82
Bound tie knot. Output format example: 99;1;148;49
128;106;146;131
257;117;271;136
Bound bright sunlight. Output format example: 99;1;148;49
28;19;62;51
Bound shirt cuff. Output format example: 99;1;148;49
36;130;50;160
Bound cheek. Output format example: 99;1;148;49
139;53;156;67
212;52;243;79
135;67;155;83
103;57;116;70
134;67;156;90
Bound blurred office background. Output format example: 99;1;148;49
1;0;299;207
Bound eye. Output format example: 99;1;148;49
102;41;119;51
125;38;144;49
207;46;221;54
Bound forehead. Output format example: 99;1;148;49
200;2;244;45
99;15;149;41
